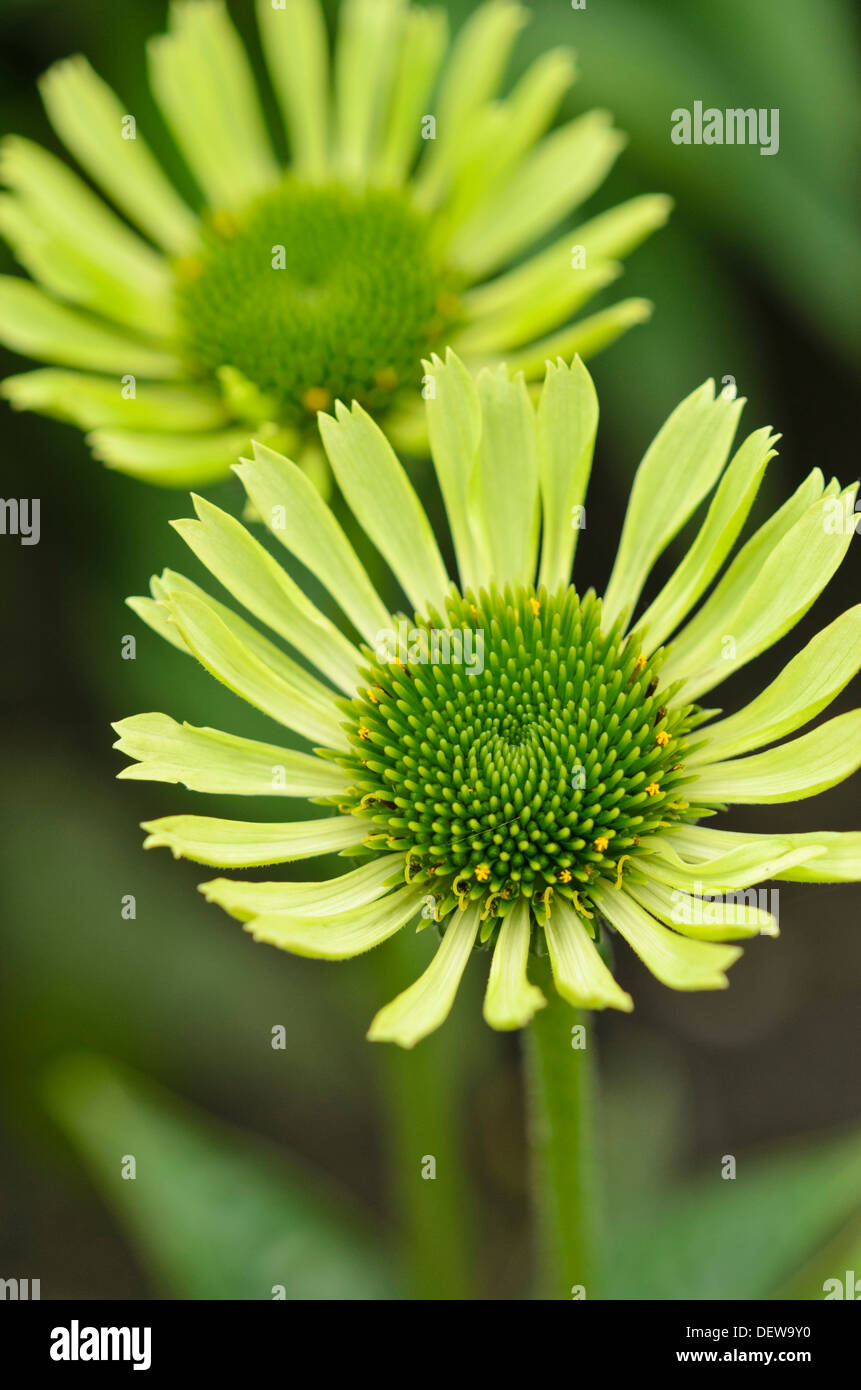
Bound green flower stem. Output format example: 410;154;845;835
525;957;601;1300
371;931;476;1301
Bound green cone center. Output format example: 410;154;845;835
339;586;700;921
176;178;451;424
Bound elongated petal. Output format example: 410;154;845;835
172;496;362;693
413;0;526;209
2;369;227;433
634;426;777;653
536;355;598;589
141;813;362;867
157;579;348;750
626;877;777;942
602;381;743;628
660;470;827;685
112;712;346;798
374;6;449;185
689;607;861;764
201;854;404;921
483;901;546;1028
367;903;482;1047
147;0;277;207
334;0;405;183
545;900;633;1011
38;56;197;254
454;261;621;357
590;882;741;991
0;138;176;337
88;426;252;487
249;883;425;959
256;0;329;179
318;401;450;612
636;838;825;891
423;349;489;593
461;193;673;322
126;593;191;654
446;112;625;279
0;276;184;377
474;366;539;586
690;710;861;804
234;441;391;643
667;488;859;700
502;298;652;379
665;825;861;884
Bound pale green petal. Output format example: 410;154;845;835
0;139;176;337
602;381;744;629
590;882;741;991
423;349;489;592
318;401;450;612
690;710;861;804
126;594;191;654
660;470;827;686
147;0;277;208
88;427;252;487
0;276;184;377
256;0;329;179
626;877;778;942
503;299;653;379
474;366;539;586
460;193;673;322
172;495;362;693
664;484;859;699
635;838;826;891
367;903;482;1047
141;812;362;867
432;48;574;248
665;825;861;885
112;712;346;798
545;900;633;1011
248;883;425;959
483;901;546;1028
634;426;777;654
334;0;405;182
38;55;197;254
536;355;598;589
234;440;391;643
412;0;527;210
2;369;228;433
445;112;626;280
157;578;349;750
200;853;404;921
453;261;621;357
688;607;861;764
374;5;448;186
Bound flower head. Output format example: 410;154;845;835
114;351;860;1046
0;0;669;486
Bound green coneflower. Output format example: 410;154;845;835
114;351;860;1046
0;0;668;488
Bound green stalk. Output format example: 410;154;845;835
372;929;476;1301
525;957;601;1300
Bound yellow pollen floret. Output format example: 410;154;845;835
475;863;491;882
594;835;609;852
656;730;670;746
529;596;541;616
358;724;372;741
633;654;647;673
645;781;660;796
557;869;572;883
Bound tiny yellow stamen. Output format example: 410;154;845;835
529;596;541;617
557;869;572;884
367;687;381;704
594;835;609;853
374;367;399;392
645;781;660;796
302;386;331;413
475;863;491;882
655;730;670;747
614;854;632;888
358;724;372;741
633;654;647;674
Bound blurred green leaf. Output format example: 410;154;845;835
44;1053;404;1300
605;1128;861;1299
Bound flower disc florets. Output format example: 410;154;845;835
337;585;700;932
177;178;453;424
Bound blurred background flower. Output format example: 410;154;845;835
1;0;859;1300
